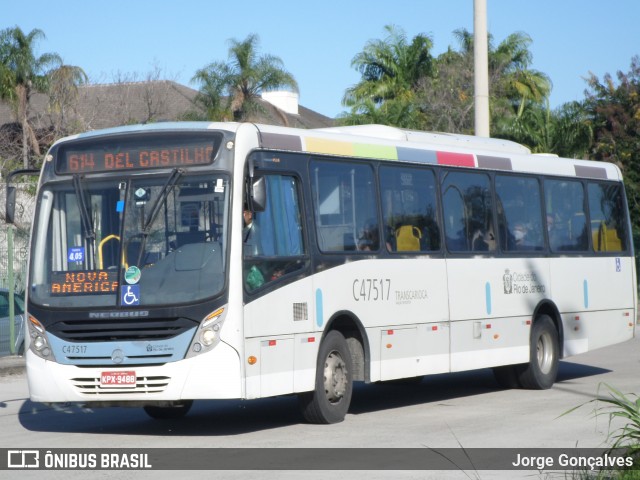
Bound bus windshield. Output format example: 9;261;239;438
29;172;229;308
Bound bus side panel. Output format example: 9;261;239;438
447;258;549;372
378;323;450;380
312;259;450;383
243;277;317;399
245;258;450;394
550;256;635;356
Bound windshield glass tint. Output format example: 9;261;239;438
30;173;229;308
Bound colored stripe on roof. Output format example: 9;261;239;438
436;151;475;167
574;165;608;179
477;155;512;170
305;137;353;156
397;147;437;164
260;132;302;151
305;137;398;160
353;143;397;160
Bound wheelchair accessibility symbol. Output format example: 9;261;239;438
121;285;140;306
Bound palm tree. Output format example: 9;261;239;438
494;100;592;157
0;27;62;168
191;34;298;122
48;64;88;135
337;97;425;129
343;25;435;117
488;31;552;118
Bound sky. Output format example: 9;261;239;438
4;0;639;119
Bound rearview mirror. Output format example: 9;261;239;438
5;169;40;224
5;186;16;224
251;176;267;212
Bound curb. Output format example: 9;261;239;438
0;355;25;377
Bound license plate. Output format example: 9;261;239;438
100;371;136;388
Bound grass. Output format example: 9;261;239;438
563;383;640;478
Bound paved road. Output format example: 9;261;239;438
0;335;639;479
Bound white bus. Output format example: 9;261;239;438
7;122;636;424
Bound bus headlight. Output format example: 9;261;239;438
186;307;227;358
201;328;217;346
28;315;55;361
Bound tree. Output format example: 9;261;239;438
341;25;434;127
191;34;298;122
418;29;551;135
417;42;475;132
48;64;88;136
0;27;61;168
490;31;551;116
344;25;434;105
341;27;552;135
493;99;592;157
584;56;640;234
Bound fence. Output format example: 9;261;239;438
0;223;30;356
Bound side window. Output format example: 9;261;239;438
588;182;627;252
14;294;24;315
545;179;588;251
379;165;440;252
243;174;306;292
442;171;495;252
311;160;379;252
0;293;8;317
495;175;544;251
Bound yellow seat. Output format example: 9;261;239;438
594;221;622;251
396;225;421;251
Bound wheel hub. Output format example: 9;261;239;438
537;331;553;374
323;350;347;404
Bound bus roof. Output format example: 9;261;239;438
49;121;622;182
255;123;622;182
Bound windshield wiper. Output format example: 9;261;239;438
72;174;96;267
134;168;184;265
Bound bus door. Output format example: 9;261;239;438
242;173;312;398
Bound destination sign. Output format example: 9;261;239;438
55;132;222;174
51;270;119;295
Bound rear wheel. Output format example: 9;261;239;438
518;315;559;389
299;330;353;424
143;400;193;420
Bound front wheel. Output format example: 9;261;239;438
298;330;353;424
518;315;559;389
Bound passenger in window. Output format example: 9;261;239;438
243;206;266;291
471;227;496;251
384;225;397;251
513;223;528;247
243;207;262;256
357;222;380;251
547;214;562;250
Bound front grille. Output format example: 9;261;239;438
71;375;170;396
47;317;197;342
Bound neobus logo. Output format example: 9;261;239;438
89;311;150;319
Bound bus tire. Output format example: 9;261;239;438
143;400;193;420
518;315;559;389
299;330;353;424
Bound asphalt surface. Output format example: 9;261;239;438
0;354;25;377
